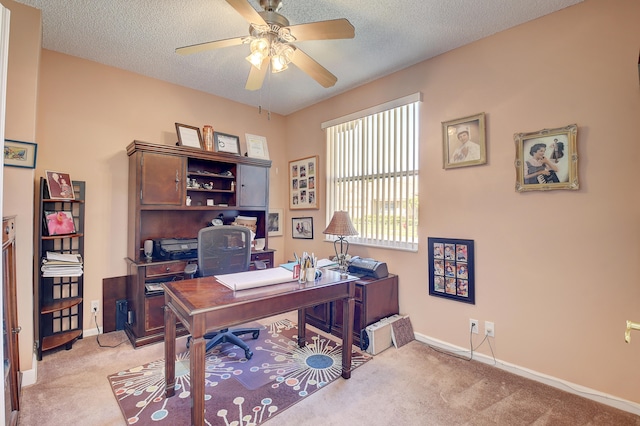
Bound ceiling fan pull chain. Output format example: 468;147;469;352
268;64;272;121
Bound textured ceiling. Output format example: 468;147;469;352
15;0;582;116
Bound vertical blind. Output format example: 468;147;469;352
324;94;420;251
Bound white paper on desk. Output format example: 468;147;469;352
216;267;294;291
317;258;338;268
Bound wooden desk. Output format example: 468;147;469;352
163;269;357;426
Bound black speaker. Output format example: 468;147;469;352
116;299;128;330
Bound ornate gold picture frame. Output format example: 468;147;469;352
514;123;578;192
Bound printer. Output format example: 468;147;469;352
348;256;388;279
153;238;198;260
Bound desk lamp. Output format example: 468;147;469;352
323;211;358;277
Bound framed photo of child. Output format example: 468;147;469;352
45;171;75;200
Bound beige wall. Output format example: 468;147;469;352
33;49;290;336
2;0;40;375
286;0;640;407
3;0;639;410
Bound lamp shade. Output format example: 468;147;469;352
323;211;358;237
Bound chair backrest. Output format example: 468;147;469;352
196;225;252;277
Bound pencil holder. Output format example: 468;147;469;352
306;267;316;282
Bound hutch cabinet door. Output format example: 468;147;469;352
238;164;268;207
141;152;185;205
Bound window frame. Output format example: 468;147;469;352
322;93;421;252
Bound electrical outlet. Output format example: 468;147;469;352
485;321;495;337
91;300;99;313
469;318;478;334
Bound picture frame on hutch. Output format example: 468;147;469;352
292;217;314;239
442;112;486;169
214;132;241;155
245;133;270;160
175;123;203;149
4;139;37;169
428;237;475;305
514;123;578;192
268;208;283;237
289;155;319;210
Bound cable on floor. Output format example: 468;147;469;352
94;312;128;348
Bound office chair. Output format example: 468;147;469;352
185;225;263;359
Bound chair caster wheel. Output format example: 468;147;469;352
252;331;260;339
245;349;253;360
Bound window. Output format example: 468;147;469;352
322;93;421;251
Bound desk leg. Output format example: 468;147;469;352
341;296;355;379
190;335;206;426
297;308;307;347
164;305;176;398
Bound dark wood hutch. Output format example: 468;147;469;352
125;141;273;347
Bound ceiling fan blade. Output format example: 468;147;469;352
291;47;337;88
287;19;355;42
176;36;245;55
226;0;267;26
245;58;269;91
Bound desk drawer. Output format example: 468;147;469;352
251;251;273;263
145;261;188;278
250;251;274;270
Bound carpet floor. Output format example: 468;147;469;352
18;312;640;425
107;318;370;425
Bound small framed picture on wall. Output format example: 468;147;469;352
292;217;314;239
268;208;283;237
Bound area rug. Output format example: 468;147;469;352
108;319;370;425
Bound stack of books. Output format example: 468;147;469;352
41;251;83;277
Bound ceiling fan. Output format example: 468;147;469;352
176;0;355;91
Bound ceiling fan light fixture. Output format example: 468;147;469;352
249;37;269;54
177;0;354;91
246;50;266;68
245;36;270;68
271;57;288;73
271;42;294;73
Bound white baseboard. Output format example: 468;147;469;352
20;352;38;387
83;325;102;337
414;332;640;416
22;326;102;388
